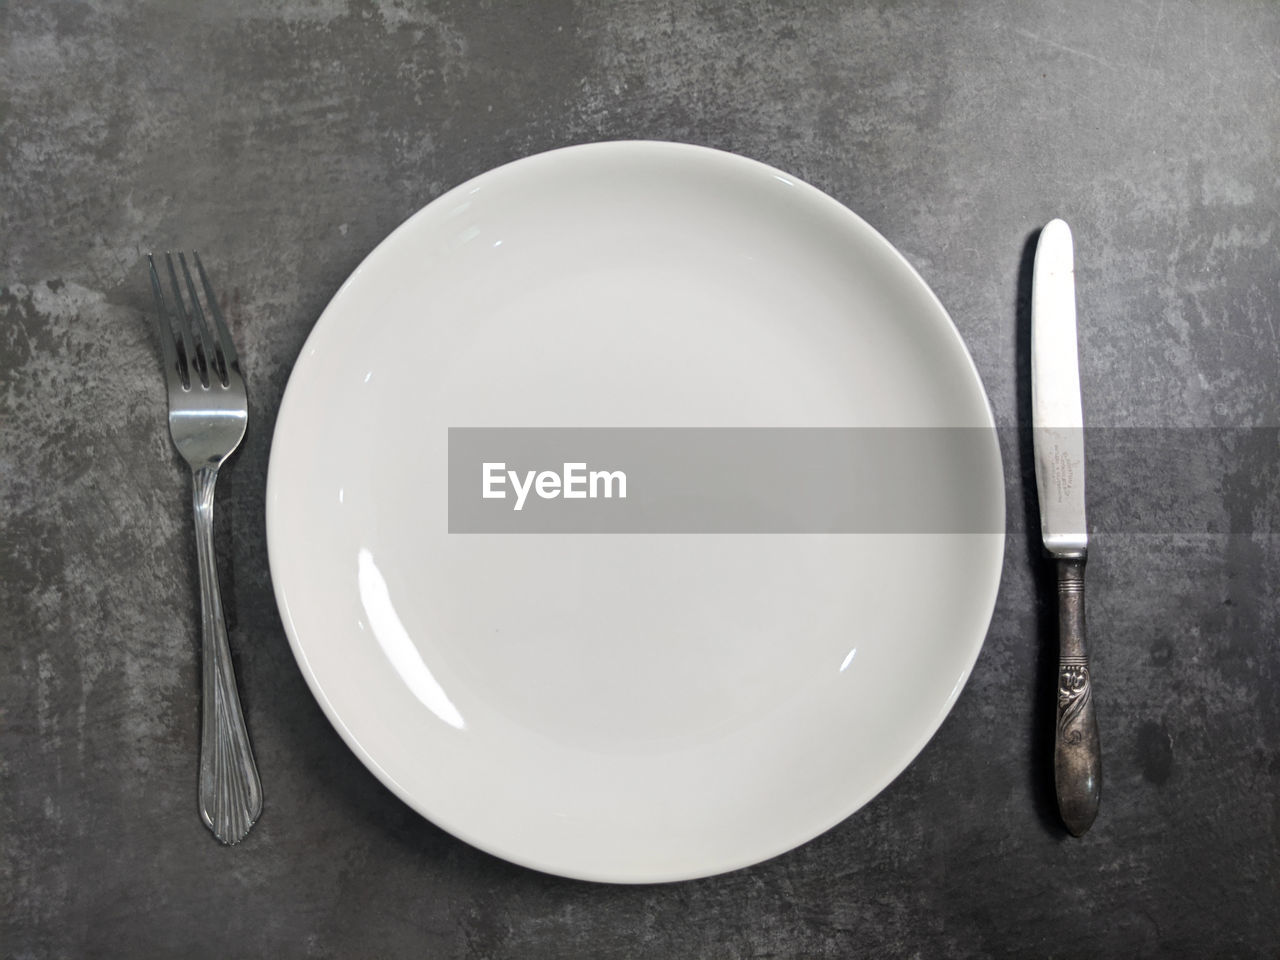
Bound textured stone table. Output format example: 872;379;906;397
3;1;1277;957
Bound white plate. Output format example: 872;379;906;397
267;141;1004;883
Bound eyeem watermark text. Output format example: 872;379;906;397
482;462;628;511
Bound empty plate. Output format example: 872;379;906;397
266;141;1004;882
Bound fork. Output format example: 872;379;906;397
148;251;262;844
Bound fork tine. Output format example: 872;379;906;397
164;252;205;388
148;253;186;390
178;252;225;386
193;252;240;378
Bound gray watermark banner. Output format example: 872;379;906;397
450;427;997;533
447;427;1280;534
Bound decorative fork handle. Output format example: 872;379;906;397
192;465;262;843
1053;557;1101;836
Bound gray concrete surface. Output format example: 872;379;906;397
2;1;1278;956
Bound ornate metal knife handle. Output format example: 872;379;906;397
1054;557;1101;836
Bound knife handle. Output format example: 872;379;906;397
1054;556;1101;836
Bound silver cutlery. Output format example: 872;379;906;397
1032;219;1101;836
149;252;262;844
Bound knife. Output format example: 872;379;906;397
1032;218;1101;836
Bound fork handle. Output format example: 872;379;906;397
192;465;262;843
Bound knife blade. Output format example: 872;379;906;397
1032;218;1101;837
